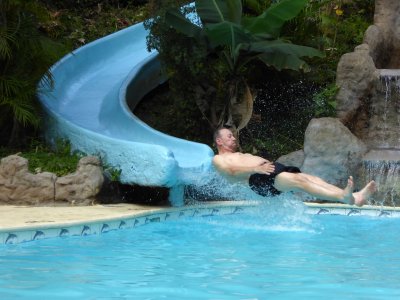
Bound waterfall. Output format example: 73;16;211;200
368;70;400;150
363;158;400;206
362;70;400;206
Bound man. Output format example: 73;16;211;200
213;128;377;206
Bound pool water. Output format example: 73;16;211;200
1;203;400;299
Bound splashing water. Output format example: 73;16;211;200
183;168;263;202
183;166;316;233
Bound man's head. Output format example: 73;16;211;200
214;127;237;154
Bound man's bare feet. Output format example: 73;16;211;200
343;176;355;205
353;181;377;207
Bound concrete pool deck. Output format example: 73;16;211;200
1;202;400;232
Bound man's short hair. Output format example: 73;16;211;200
213;127;231;144
213;128;222;144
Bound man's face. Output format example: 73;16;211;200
217;128;237;152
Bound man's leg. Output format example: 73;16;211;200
301;173;377;206
300;173;345;192
353;181;377;206
273;172;355;204
273;172;376;206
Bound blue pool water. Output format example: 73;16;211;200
1;203;400;299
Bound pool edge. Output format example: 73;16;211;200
1;201;399;244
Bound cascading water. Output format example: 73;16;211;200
367;71;400;150
364;159;400;206
362;70;400;206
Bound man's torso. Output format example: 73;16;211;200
219;152;268;167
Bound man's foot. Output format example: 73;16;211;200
353;181;377;207
343;176;355;205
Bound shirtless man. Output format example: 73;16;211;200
212;128;377;206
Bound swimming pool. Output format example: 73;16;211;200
1;201;400;299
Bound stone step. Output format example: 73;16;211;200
378;69;400;78
363;149;400;162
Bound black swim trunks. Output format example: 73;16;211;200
249;161;301;197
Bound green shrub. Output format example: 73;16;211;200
312;83;338;117
0;139;83;177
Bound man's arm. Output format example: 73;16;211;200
213;155;275;177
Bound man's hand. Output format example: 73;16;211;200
254;161;275;175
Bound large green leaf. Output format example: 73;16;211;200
252;40;324;71
196;0;242;24
249;40;323;58
243;0;308;36
165;8;202;38
226;0;242;24
258;52;309;71
205;22;252;49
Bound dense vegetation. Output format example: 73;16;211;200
137;0;374;157
0;0;374;173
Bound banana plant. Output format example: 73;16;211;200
163;0;323;133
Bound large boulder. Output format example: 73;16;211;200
301;118;367;188
277;150;304;168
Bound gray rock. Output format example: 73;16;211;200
363;25;384;66
336;44;378;129
277;150;304;168
301;118;367;187
374;0;400;68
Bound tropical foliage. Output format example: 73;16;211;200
284;0;375;83
146;0;323;139
0;0;65;146
39;0;149;49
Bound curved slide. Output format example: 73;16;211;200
37;22;214;206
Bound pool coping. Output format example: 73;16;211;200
1;201;399;244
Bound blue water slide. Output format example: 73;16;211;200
37;21;214;206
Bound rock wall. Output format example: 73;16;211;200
336;0;400;146
0;155;104;205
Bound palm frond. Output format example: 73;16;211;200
1;95;40;127
0;27;18;59
0;76;28;98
